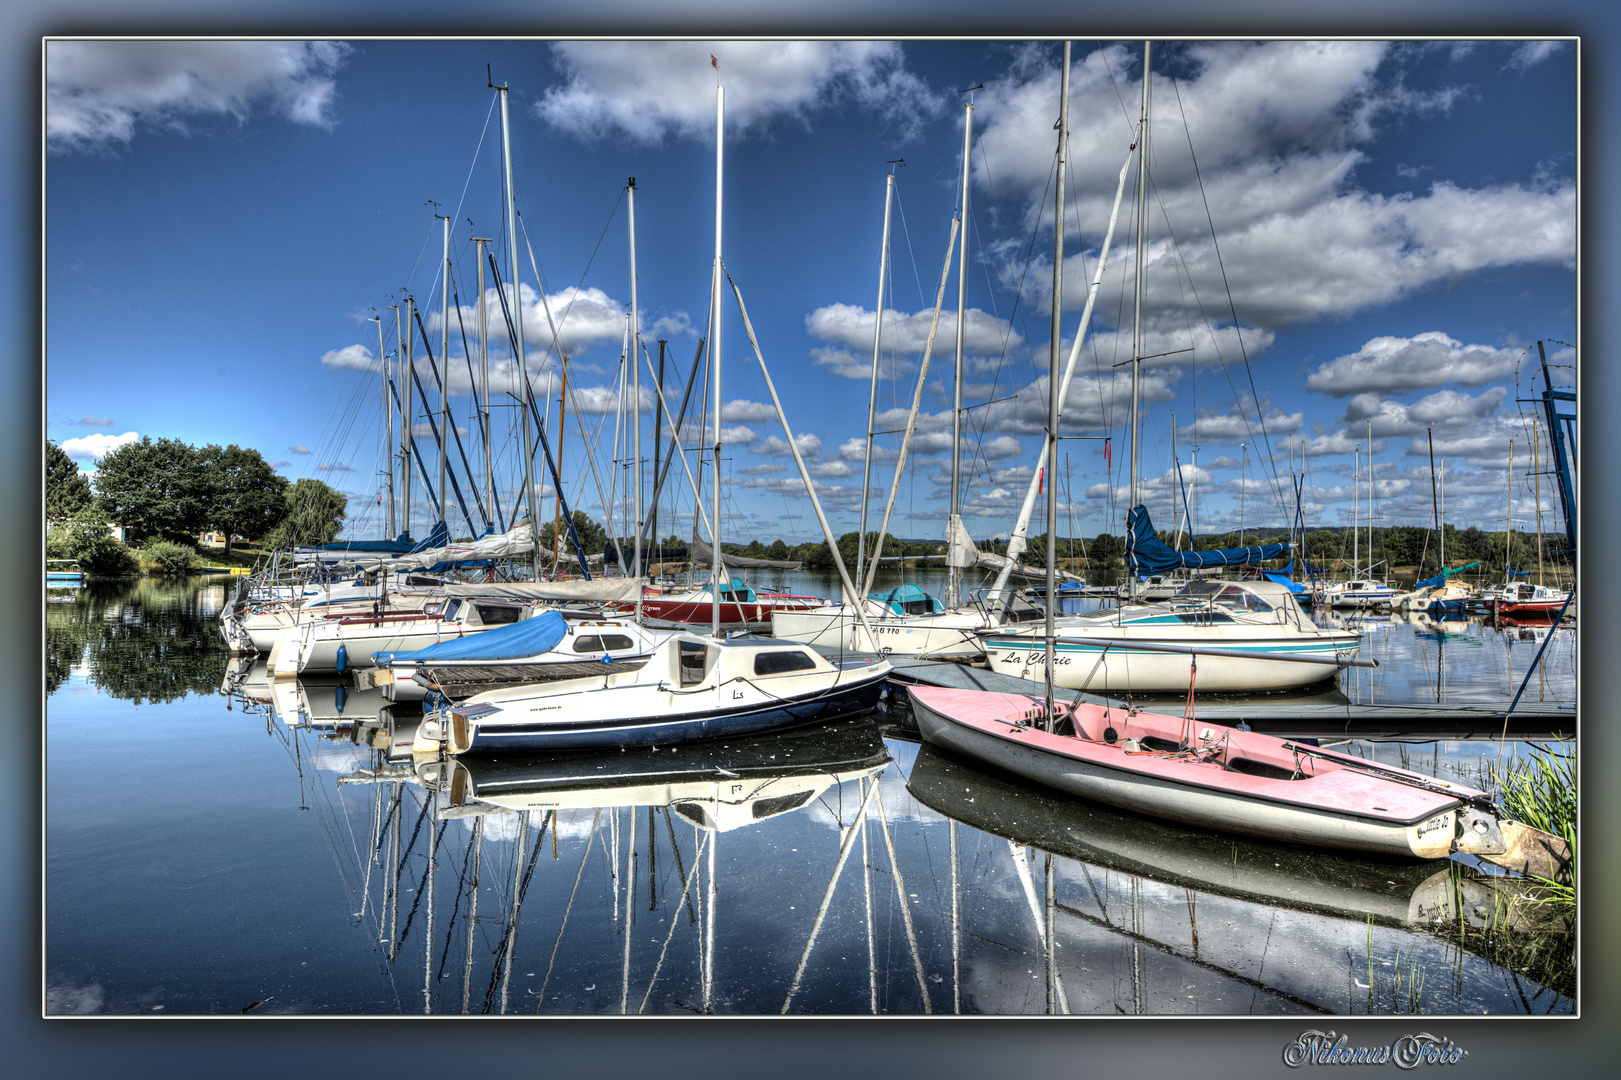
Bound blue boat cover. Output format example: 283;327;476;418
302;520;451;556
868;583;944;615
1259;570;1309;595
1411;560;1482;591
1124;507;1288;574
379;610;568;665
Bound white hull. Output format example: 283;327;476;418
769;601;989;658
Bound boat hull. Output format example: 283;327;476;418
908;686;1496;859
770;605;987;658
979;632;1359;692
443;671;887;753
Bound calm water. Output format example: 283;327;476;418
45;573;1576;1015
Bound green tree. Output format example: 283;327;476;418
264;478;348;549
767;539;790;560
538;511;608;558
46;440;92;522
92;436;209;544
198;444;289;553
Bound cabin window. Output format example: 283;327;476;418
574;634;636;653
406;576;440;587
474;604;523;625
752;790;814;819
428;600;453;619
672;802;712;829
1175;611;1234;625
679;641;710;687
753;650;818;676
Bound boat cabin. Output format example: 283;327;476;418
868;583;944;616
669;635;830;689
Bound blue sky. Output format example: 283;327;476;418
45;38;1575;546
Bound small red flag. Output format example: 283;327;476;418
1104;438;1112;469
710;54;718;69
1037;466;1044;495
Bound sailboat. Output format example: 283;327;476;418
971;44;1360;694
906;44;1522;863
772;92;1132;658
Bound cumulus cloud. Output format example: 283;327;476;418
750;432;822;460
806;304;1021;379
437;284;629;362
1341;386;1506;436
320;343;379;371
972;41;1572;335
535;41;942;144
47;41;350;151
1174;407;1304;443
289;444;310;454
1304;332;1524;396
61;431;139;461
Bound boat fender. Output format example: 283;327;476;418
1103;726;1118;744
336;644;347;673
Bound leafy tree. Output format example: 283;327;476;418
538;511;608;558
1089;533;1122;564
54;515;139;578
264;478;348;549
198;444;289;553
92;436;209;544
46;440;92;522
767;539;790;561
141;538;202;576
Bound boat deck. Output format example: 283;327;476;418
806;646;1575;740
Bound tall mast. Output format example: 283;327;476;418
1127;40;1151;600
495;74;538;577
1239;444;1247;548
947;94;975;610
1170;412;1180;550
1351;446;1358;576
438;214;451;528
474;238;493;529
1043;42;1071;730
857;167;897;590
374;314;394;538
628;178;644;617
1533;417;1544;585
1506;438;1514;577
1367;418;1375;576
403;296;415;539
653;340;666;565
711;81;725;637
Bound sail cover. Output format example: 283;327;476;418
690;538;803;570
377;522;534;570
1411;560;1482;591
294;521;451;562
378;610;569;664
1125;506;1287;574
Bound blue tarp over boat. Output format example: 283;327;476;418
1411;560;1482;591
869;583;944;615
1124;506;1288;574
378;610;568;665
300;521;451;557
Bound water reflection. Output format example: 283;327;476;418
46;578;228;701
46;578;1576;1015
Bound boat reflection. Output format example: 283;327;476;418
420;715;891;832
914;739;1556;940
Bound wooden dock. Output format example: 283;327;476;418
809;647;1576;740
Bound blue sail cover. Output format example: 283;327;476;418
379;610;568;665
869;583;944;615
1411;560;1482;591
301;520;451;556
1124;506;1288;574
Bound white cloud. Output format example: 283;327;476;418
441;284;628;362
971;41;1571;334
806;304;1021;379
535;41;941;145
750;432;822;460
47;41;350;151
61;431;138;460
1304;332;1524;396
288;444;310;454
320;343;379;371
1506;41;1565;73
1341;386;1506;436
78;416;113;427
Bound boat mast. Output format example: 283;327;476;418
375;314;395;538
1426;425;1438;575
711;80;725;637
628;177;644;618
1044;42;1071;731
403;296;415;539
857;166;897;591
1367;418;1375;578
947;93;974;611
1533;417;1544;586
1127;40;1151;600
495;73;539;577
438;214;451;528
475;237;494;529
1351;446;1358;577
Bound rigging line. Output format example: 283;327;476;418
449;94;500;239
636;827;710;1013
536;809;600;1009
891;181;927;308
1166;51;1285;513
512;193;624;367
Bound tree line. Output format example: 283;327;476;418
47;437;348;576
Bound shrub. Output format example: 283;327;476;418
76;535;140;578
141;538;202;577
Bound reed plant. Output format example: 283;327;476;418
1491;742;1576;909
